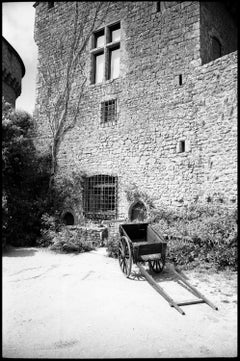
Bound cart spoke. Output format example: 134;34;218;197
148;259;164;273
118;236;132;278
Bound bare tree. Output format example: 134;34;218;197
37;2;110;188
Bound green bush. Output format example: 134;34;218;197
152;204;237;271
106;233;119;258
36;212;63;247
49;226;95;254
106;204;237;271
37;213;95;254
2;99;87;249
2;99;51;247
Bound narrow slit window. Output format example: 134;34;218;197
179;140;185;153
156;1;165;13
179;74;182;86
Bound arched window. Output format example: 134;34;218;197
211;36;222;61
63;212;74;225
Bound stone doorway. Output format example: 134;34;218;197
129;201;147;222
62;211;75;225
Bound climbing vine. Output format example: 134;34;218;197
124;183;155;212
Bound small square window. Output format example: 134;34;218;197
177;140;187;153
101;99;117;124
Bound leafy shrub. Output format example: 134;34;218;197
2;99;88;249
152;204;237;271
37;213;95;254
49;226;95;253
106;233;119;258
51;171;86;213
2;99;51;247
36;171;87;248
36;212;63;247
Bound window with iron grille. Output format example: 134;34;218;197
83;175;118;220
101;99;117;124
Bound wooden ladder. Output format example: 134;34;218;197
137;263;218;316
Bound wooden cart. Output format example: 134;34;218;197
118;222;218;315
118;223;167;278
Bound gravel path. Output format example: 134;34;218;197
2;246;237;358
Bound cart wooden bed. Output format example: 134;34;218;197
119;223;167;277
118;222;218;315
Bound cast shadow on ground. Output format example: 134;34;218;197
2;247;37;258
129;263;189;283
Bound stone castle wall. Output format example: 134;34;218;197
34;1;237;221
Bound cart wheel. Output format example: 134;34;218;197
148;258;165;273
118;236;132;278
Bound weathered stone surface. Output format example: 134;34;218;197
33;2;237;221
2;37;25;107
66;225;107;248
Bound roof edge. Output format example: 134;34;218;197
2;36;25;78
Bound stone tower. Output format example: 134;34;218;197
2;36;25;107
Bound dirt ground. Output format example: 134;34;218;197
2;246;237;358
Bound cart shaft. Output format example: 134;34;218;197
137;262;185;315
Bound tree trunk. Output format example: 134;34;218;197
49;140;58;190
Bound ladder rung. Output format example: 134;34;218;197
176;299;205;306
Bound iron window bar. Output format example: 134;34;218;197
84;175;118;220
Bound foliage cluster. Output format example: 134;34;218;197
49;227;95;253
37;214;95;254
106;203;237;271
124;182;155;211
151;204;237;271
106;233;119;259
2;99;51;247
2;99;88;250
52;171;85;211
